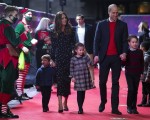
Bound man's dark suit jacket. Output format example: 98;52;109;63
74;24;94;54
94;19;128;63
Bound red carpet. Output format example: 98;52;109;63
8;69;150;120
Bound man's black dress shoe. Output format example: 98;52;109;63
137;103;146;107
43;108;49;112
99;103;105;112
127;107;132;114
112;110;122;115
143;103;150;107
132;109;139;114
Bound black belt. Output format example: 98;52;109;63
0;45;6;49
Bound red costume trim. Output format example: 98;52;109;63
0;92;11;105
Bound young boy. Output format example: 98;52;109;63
125;35;144;114
36;54;55;112
138;41;150;107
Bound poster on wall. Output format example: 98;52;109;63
120;15;150;36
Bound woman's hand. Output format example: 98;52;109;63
44;37;51;45
50;60;56;67
71;77;76;82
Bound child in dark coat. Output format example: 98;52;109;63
36;54;55;112
125;35;144;114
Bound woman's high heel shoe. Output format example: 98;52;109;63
63;107;69;111
58;109;63;113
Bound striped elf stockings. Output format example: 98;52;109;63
0;104;7;114
16;63;30;96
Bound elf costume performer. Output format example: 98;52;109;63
0;5;29;118
15;8;37;99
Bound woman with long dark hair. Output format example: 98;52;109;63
50;11;75;113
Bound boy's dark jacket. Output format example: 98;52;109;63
36;65;55;86
122;49;144;75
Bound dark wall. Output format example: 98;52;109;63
81;0;150;20
0;0;29;7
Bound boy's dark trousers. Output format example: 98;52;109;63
40;86;51;111
125;73;140;109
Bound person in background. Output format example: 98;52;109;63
50;11;75;113
70;43;94;114
94;4;128;115
15;8;38;100
0;5;28;118
124;35;144;114
36;54;55;112
74;14;95;87
138;21;150;45
138;41;150;107
35;17;51;68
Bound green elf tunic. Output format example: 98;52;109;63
15;21;32;63
0;19;27;104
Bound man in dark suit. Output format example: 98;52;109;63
94;4;128;115
75;14;95;87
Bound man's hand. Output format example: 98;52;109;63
120;53;126;61
22;46;29;54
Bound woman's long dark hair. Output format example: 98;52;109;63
54;11;72;36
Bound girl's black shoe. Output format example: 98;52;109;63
78;108;83;114
78;110;83;114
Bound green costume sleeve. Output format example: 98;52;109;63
15;23;32;47
4;25;21;46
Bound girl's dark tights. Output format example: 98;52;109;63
77;91;85;111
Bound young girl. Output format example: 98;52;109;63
125;35;144;114
70;43;94;114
